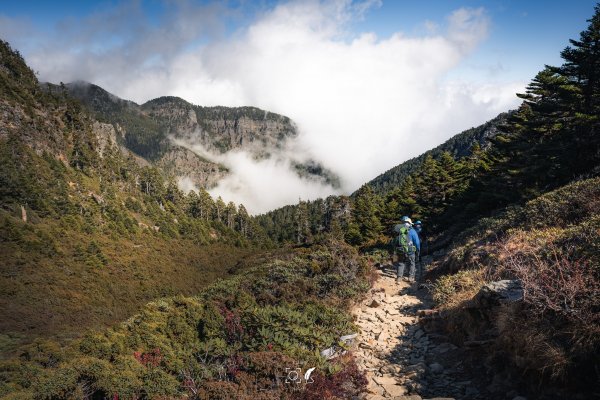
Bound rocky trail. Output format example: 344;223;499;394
352;261;525;400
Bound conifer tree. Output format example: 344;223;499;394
325;195;350;240
186;191;201;218
214;196;226;223
351;185;383;245
165;180;183;206
294;199;310;245
557;5;600;173
198;188;214;221
237;204;250;237
225;201;237;229
397;175;422;219
381;187;401;228
437;151;459;207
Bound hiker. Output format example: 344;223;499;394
392;216;420;284
413;220;424;281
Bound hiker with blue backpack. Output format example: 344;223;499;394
392;216;421;284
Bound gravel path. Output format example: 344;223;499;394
353;262;465;400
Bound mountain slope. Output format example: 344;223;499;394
0;40;269;353
364;111;513;194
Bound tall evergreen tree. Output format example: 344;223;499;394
237;204;250;237
198;188;214;221
214;196;226;223
351;185;383;245
225;201;237;229
294;199;311;245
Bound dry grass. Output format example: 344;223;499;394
493;228;600;383
431;269;486;310
0;211;270;356
429;178;600;389
495;304;571;381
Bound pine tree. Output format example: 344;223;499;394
463;142;490;179
325;196;350;240
187;191;201;218
165;180;183;206
381;187;401;229
236;204;250;237
198;188;214;221
437;151;459;208
294;199;310;245
397;175;422;219
225;202;237;229
214;196;226;223
415;155;443;216
557;5;600;173
352;185;383;245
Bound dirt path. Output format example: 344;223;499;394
353;261;475;400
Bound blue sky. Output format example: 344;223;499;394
2;1;595;74
1;1;597;211
2;1;595;79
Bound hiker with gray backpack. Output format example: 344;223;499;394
391;216;421;284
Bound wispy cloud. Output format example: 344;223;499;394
1;0;525;213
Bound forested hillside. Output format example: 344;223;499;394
0;39;370;399
365;111;512;195
259;8;600;244
0;39;269;352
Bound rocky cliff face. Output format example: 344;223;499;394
92;121;118;158
141;97;297;157
156;146;228;189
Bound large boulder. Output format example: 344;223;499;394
473;280;523;308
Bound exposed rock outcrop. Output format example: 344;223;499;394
64;84;341;189
141;97;297;156
92;121;117;157
156;146;228;189
472;280;524;308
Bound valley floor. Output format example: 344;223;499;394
353;261;528;400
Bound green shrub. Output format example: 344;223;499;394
1;240;369;398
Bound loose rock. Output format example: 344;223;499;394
429;363;444;375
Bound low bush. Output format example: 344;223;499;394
0;239;370;399
431;269;486;309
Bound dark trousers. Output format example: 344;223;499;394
396;252;416;281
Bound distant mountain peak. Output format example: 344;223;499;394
64;81;336;191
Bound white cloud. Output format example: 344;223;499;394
2;1;526;213
207;151;336;214
173;138;338;214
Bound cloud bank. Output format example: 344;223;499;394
175;138;338;214
1;0;526;213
